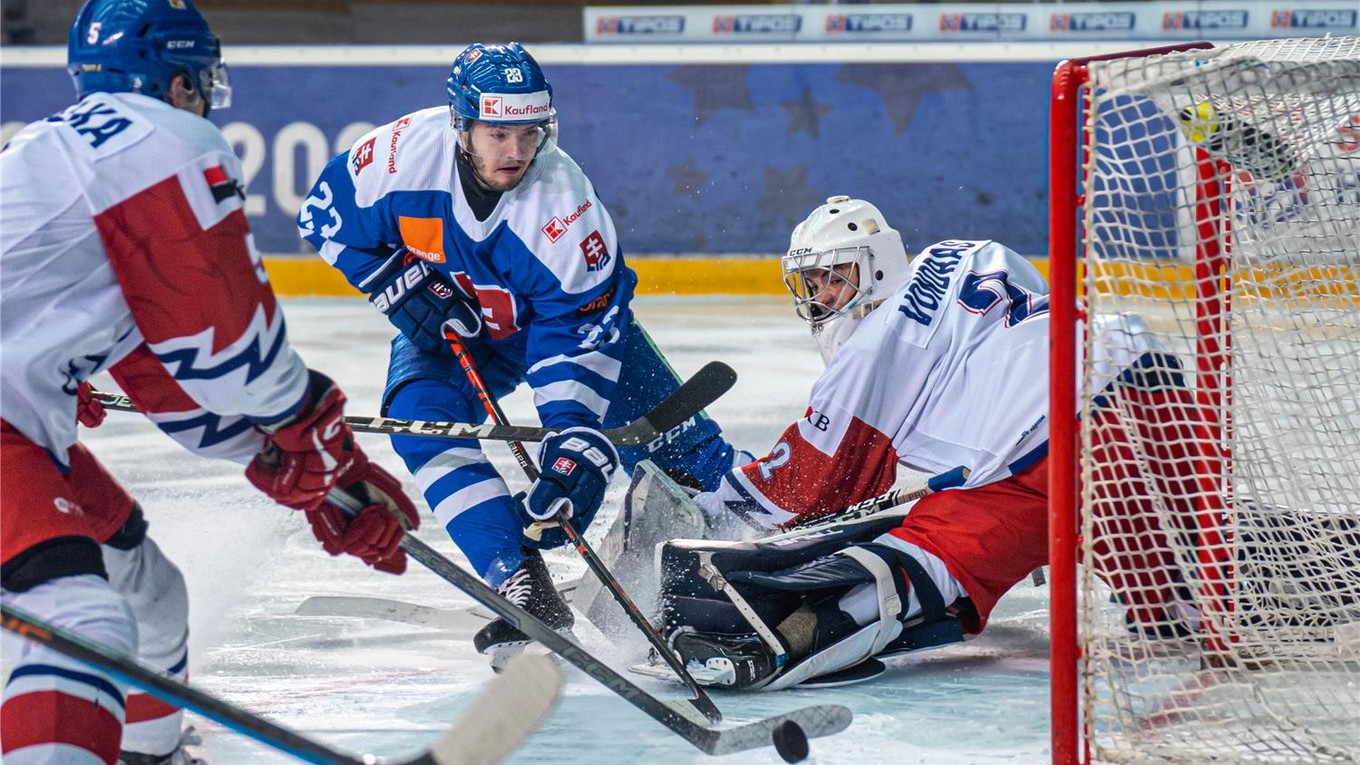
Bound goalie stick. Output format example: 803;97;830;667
444;329;727;725
0;604;561;765
327;487;852;760
87;358;737;448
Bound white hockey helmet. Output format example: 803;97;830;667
782;195;909;327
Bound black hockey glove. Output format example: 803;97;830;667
358;248;482;353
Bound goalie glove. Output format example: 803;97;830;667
245;370;420;573
357;247;483;353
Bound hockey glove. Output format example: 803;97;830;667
305;462;420;574
519;427;618;549
245;370;421;573
357;247;483;353
75;381;106;428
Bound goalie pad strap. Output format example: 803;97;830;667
860;542;948;624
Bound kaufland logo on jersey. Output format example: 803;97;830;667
713;14;801;34
1050;12;1136;32
940;13;1027;32
478;91;551;122
1270;9;1357;28
826;13;912;33
595;15;685;35
1163;10;1249;29
542;199;593;243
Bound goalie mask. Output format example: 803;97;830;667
782;196;909;364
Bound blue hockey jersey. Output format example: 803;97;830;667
298;107;634;430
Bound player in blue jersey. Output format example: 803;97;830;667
298;42;745;665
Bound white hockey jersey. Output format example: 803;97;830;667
714;239;1162;529
0;93;307;467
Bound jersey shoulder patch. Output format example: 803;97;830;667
347;106;451;207
503;148;618;295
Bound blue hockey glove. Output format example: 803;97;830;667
357;248;482;353
519;427;618;549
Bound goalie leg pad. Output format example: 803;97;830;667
580;461;707;636
668;539;960;691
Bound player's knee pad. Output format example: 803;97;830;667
2;574;135;765
103;534;189;667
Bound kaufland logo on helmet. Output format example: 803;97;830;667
1163;10;1249;29
479;91;551;122
596;15;685;35
1270;9;1356;28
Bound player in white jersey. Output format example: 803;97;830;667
0;2;420;763
662;197;1203;690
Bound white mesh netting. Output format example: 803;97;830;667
1076;37;1360;764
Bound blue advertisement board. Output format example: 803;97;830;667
2;55;1053;256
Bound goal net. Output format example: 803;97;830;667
1050;38;1360;765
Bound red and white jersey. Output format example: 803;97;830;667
717;239;1161;529
0;93;306;466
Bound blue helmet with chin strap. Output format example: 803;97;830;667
447;42;555;131
67;0;231;112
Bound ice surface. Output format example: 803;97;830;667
73;296;1057;764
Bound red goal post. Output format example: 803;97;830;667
1048;38;1360;765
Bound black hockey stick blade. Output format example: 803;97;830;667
0;604;561;765
327;487;852;757
89;361;736;448
611;360;738;444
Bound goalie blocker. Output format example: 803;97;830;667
657;513;971;691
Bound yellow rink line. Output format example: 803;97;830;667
263;255;800;297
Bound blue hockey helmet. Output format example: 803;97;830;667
447;42;556;144
68;0;231;112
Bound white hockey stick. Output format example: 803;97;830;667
295;578;582;634
1;604;561;765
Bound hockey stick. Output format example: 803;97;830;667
294;577;583;633
89;368;733;447
443;330;727;724
328;487;851;762
785;484;931;533
0;604;560;765
784;483;1046;586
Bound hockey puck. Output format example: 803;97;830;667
772;719;809;763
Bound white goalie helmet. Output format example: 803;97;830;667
782;196;909;362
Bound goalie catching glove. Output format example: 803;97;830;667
358;247;484;352
517;427;618;549
246;370;420;574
